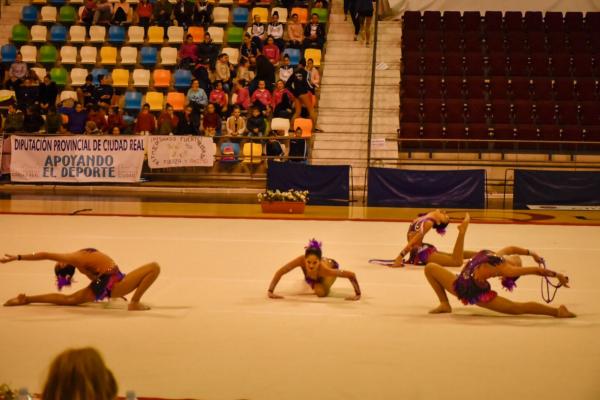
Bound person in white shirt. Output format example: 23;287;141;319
267;12;285;50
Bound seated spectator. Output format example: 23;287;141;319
279;55;293;83
288;127;307;162
198;32;219;68
267;12;285;51
67;103;88;134
107;106;126;133
9;53;28;81
81;0;97;27
93;0;113;26
157;103;179;134
85;120;101;135
303;13;325;50
153;0;174;30
23;106;44;133
262;36;281;66
240;33;260;63
4;104;24;133
112;0;130;25
94;75;114;107
226;106;246;137
306;58;320;91
88;105;109;133
176;105;200;135
134;103;156;134
236;58;255;84
78;74;95;106
201;103;220;136
215;53;234;92
174;0;194;29
233;79;251;110
246;107;266;137
186;79;208;116
39;75;58;114
193;0;213;27
45;107;63;134
266;130;285;160
287;14;304;49
251;80;272;112
111;126;122;135
250;15;266;48
209;81;229;116
192;60;211;92
41;347;117;400
16;78;38;110
179;35;199;68
136;0;153;32
272;79;294;119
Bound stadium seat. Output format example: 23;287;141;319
222;47;239;64
112;68;130;87
565;12;584;32
207;26;224;43
29;24;47;43
504;11;523;31
311;8;328;23
70;68;88;86
49;24;67;43
58;5;76;23
294;118;313;137
145;91;164;111
251;7;269;22
108;25;126;45
40;6;57;23
291;7;308;23
133;68;150;87
232;7;249;25
69;25;86;43
50;0;67;6
166;92;185;111
213;7;230;24
152;69;171;88
462;11;481;32
21;6;39;24
39;44;58;64
524;11;544;31
242;142;263;164
484;11;502;32
31;67;47;80
124;91;143;110
270;117;290;133
140;46;158;67
147;26;164;44
49;66;68;85
11;24;30;44
160;46;178;66
226;26;243;45
60;45;77;64
120;46;138;65
271;7;287;22
167;26;184;44
187;26;204;43
59;90;78;102
20;45;37;63
1;44;17;63
173;68;192;90
80;46;97;64
32;0;47;4
220;142;240;162
91;67;109;84
100;46;117;65
283;48;300;65
89;25;106;43
303;48;321;66
128;26;145;44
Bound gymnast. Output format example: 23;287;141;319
268;239;362;300
2;248;160;311
424;246;576;318
390;210;476;268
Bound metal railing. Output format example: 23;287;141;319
365;0;380;169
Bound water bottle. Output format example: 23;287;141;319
126;390;138;400
17;388;32;400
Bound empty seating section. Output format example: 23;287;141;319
400;10;600;151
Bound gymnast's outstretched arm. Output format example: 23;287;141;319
1;252;79;265
321;267;361;300
394;221;434;266
267;255;303;299
496;246;543;263
497;263;570;287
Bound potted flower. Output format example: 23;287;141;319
258;189;309;214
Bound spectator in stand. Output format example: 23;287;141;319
246;106;266;137
88;105;109;133
287;14;304;49
41;347;117;400
233;79;251;110
78;75;95;106
240;33;260;63
107;106;126;133
266;130;285;160
250;14;267;48
202;103;220;136
179;35;199;68
174;0;194;29
134;103;156;134
122;111;136;134
215;53;234;92
39;75;58;115
111;126;122;135
198;33;219;68
355;0;374;45
81;0;97;27
193;0;213;27
45;107;63;134
286;59;321;131
4;104;24;133
314;0;328;7
94;75;114;107
262;36;281;66
9;53;28;81
67;103;88;134
157;104;179;134
16;78;38;110
112;0;130;25
268;12;285;51
306;58;320;91
84;120;101;135
251;80;272;112
23;106;44;133
303;13;325;50
93;0;113;26
186;79;208;116
209;81;229;116
226;106;246;137
136;0;153;33
272;79;294;119
252;55;276;93
278;55;293;83
236;58;255;84
153;0;174;31
192;59;211;93
176;105;200;135
288;127;307;162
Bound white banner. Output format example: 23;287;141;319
147;136;216;169
10;135;146;183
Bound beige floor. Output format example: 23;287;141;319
0;214;599;400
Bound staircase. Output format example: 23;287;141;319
0;0;28;45
314;2;400;202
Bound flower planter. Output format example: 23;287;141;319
261;201;306;214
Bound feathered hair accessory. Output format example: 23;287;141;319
305;239;322;250
55;265;76;291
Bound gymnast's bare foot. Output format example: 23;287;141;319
429;302;452;314
128;302;151;311
4;294;28;306
458;213;470;233
557;305;576;318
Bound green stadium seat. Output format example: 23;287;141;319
50;66;68;85
11;24;29;44
226;26;243;45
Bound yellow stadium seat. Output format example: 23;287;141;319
145;91;164;111
303;48;321;66
242;142;263;164
251;7;268;22
152;69;171;88
112;68;130;87
147;26;164;44
166;92;185;111
100;46;117;65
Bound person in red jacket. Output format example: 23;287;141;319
134;103;156;134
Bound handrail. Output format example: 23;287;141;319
365;0;380;169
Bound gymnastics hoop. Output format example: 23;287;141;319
539;258;563;304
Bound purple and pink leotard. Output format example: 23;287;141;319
406;216;439;265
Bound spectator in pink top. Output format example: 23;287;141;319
262;36;281;66
179;34;199;66
234;79;251;110
272;79;294;119
251;80;272;112
209;81;229;116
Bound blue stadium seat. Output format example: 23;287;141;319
49;24;67;43
220;142;240;162
1;44;18;63
283;48;301;65
108;25;125;45
140;46;158;67
21;6;39;24
124;91;143;111
91;68;109;84
232;8;249;25
173;69;192;90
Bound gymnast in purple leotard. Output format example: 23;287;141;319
424;246;576;318
268;239;362;301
